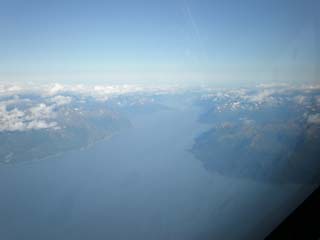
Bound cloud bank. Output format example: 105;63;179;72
0;82;319;132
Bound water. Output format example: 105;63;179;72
0;106;314;239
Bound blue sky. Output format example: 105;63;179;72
0;0;319;86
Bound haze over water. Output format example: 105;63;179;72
0;100;314;240
0;0;319;239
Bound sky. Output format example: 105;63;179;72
0;0;319;86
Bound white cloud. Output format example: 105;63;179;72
0;100;58;132
256;82;290;89
0;82;319;132
307;113;320;125
244;90;276;104
0;105;26;131
47;83;65;96
50;95;72;106
26;120;58;130
294;95;307;105
26;103;56;120
315;96;320;106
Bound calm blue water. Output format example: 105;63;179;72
0;107;314;240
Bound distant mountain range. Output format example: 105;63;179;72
192;85;320;184
1;82;320;185
0;83;173;164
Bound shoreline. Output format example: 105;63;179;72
0;132;120;167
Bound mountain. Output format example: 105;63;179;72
0;83;175;164
191;85;320;184
0;99;131;164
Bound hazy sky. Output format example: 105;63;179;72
0;0;319;86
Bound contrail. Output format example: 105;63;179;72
182;0;209;65
183;1;201;41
